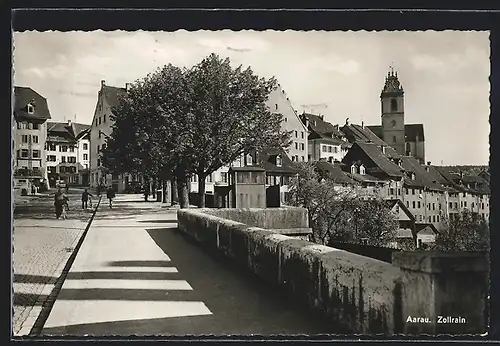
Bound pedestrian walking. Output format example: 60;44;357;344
106;186;116;209
81;188;93;210
54;187;69;219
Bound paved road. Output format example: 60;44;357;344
42;195;331;336
12;189;97;336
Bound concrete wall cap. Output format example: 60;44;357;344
266;233;292;242
300;244;338;255
392;251;489;274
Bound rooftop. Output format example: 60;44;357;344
14;86;52;121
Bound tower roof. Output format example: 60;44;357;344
380;67;404;97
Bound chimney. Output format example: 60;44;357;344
361;121;364;129
381;145;386;154
125;82;131;92
67;119;72;126
101;80;106;88
427;161;431;166
304;118;310;128
319;114;324;121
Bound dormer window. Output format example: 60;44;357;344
27;104;34;114
246;154;253;166
411;173;416;180
359;165;366;175
351;164;357;175
276;155;282;167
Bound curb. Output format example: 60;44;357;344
26;196;103;337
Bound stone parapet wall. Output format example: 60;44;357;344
177;208;402;334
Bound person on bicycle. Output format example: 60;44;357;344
106;186;116;209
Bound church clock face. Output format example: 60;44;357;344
391;120;397;127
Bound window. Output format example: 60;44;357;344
276;155;282;167
333;147;338;153
103;114;106;123
295;142;298;150
449;202;453;209
391;99;397;111
17;122;22;129
284;117;287;122
60;145;68;152
439;203;441;210
482;202;485;209
418;201;421;208
69;146;75;152
419;215;423;222
350;165;357;174
97;159;100;167
221;172;228;183
393;136;397;144
464;201;467;207
432;203;435;210
191;175;197;183
472;202;475;209
83;143;88;150
60;166;66;173
437;215;440;222
395;205;400;213
463;192;467;197
294;131;298;138
328;146;332;153
68;156;77;163
301;132;304;139
61;156;66;163
406;201;409;207
428;216;431;222
97;145;100;152
21;135;28;143
83;153;88;160
246;154;253;166
301;156;305;161
19;149;29;158
432;215;436;222
275;104;278;110
32;150;40;158
98;117;102;125
389;188;394;195
295;155;298;162
33;123;39;130
300;143;305;150
308;155;311;161
99;131;102;139
455;202;458;209
322;145;327;152
359;165;365;175
48;143;56;151
412;201;416;208
27;104;34;114
206;174;213;183
412;189;415;195
31;135;38;144
428;203;430;210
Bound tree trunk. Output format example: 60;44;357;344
162;180;168;203
144;177;150;201
152;178;157;199
171;178;179;205
197;173;207;208
177;175;190;209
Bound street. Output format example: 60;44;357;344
12;188;97;336
35;194;331;336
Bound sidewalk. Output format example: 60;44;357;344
13;196;98;336
42;198;330;336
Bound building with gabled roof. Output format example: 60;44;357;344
46;120;91;187
268;84;309;163
300;112;350;163
13;86;52;191
89;80;138;192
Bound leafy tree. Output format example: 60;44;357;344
184;53;291;207
102;64;194;207
288;161;398;246
434;210;490;251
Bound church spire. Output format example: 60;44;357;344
381;66;404;97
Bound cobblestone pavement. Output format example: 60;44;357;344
12;191;97;336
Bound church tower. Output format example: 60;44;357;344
380;67;405;156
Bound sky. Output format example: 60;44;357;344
13;30;490;166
